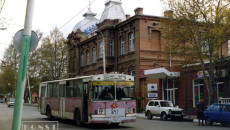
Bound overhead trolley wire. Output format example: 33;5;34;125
58;0;97;31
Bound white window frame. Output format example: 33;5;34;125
130;70;135;77
87;51;90;65
110;39;114;56
93;48;96;63
202;36;209;53
121;37;125;55
81;53;84;67
129;33;134;52
193;79;204;107
99;41;103;58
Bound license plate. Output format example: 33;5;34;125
175;114;181;116
111;109;119;114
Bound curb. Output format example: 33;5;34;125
136;113;196;122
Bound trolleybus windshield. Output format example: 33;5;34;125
92;81;135;101
116;82;135;100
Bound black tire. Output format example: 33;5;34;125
111;123;119;126
46;106;54;120
178;116;183;121
161;112;167;121
147;111;153;120
220;122;228;126
205;117;213;126
75;109;82;126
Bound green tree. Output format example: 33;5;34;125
39;27;67;81
0;43;19;97
161;0;230;105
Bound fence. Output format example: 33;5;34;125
221;98;230;104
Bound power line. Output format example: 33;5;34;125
58;0;97;31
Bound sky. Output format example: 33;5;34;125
0;0;165;60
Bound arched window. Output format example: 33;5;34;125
93;48;96;63
87;51;90;65
81;53;84;67
129;33;134;52
121;37;125;55
99;41;104;58
110;39;114;56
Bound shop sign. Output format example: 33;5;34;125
147;84;158;99
197;70;209;78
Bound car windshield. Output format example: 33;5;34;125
9;99;15;102
160;101;174;107
116;82;135;100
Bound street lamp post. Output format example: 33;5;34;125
12;0;35;130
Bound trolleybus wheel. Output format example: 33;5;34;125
46;106;54;120
75;109;82;126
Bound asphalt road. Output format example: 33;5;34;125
0;103;229;130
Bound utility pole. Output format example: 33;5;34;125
12;0;35;130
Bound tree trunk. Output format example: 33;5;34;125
208;84;215;105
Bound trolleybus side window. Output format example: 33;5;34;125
47;83;58;97
66;81;74;98
74;79;83;98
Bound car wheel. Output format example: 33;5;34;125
161;112;167;121
220;122;228;126
46;106;54;120
205;117;213;126
147;111;153;120
75;109;82;126
178;116;183;121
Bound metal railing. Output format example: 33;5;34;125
221;98;230;104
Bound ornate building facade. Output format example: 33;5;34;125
66;0;230;115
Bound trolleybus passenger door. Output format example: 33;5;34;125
58;82;66;118
40;85;46;114
83;82;89;122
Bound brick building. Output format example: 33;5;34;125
66;0;230;115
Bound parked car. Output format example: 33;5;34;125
145;100;185;121
204;103;230;126
0;98;4;103
7;98;15;107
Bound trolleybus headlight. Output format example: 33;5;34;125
127;108;133;113
95;109;105;114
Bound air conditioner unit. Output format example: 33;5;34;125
219;70;228;77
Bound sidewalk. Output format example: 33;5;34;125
23;103;38;107
136;113;197;122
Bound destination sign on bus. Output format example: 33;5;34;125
93;81;114;86
116;82;134;86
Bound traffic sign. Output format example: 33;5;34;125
13;29;38;52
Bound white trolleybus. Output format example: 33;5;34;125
39;73;136;126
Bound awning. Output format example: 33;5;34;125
144;67;180;79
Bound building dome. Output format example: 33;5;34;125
99;0;126;23
72;3;99;35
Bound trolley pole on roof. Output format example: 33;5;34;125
12;0;35;130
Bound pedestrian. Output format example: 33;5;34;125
196;99;206;126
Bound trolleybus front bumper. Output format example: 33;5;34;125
90;114;136;123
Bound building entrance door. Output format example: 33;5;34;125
163;79;178;106
215;82;223;103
